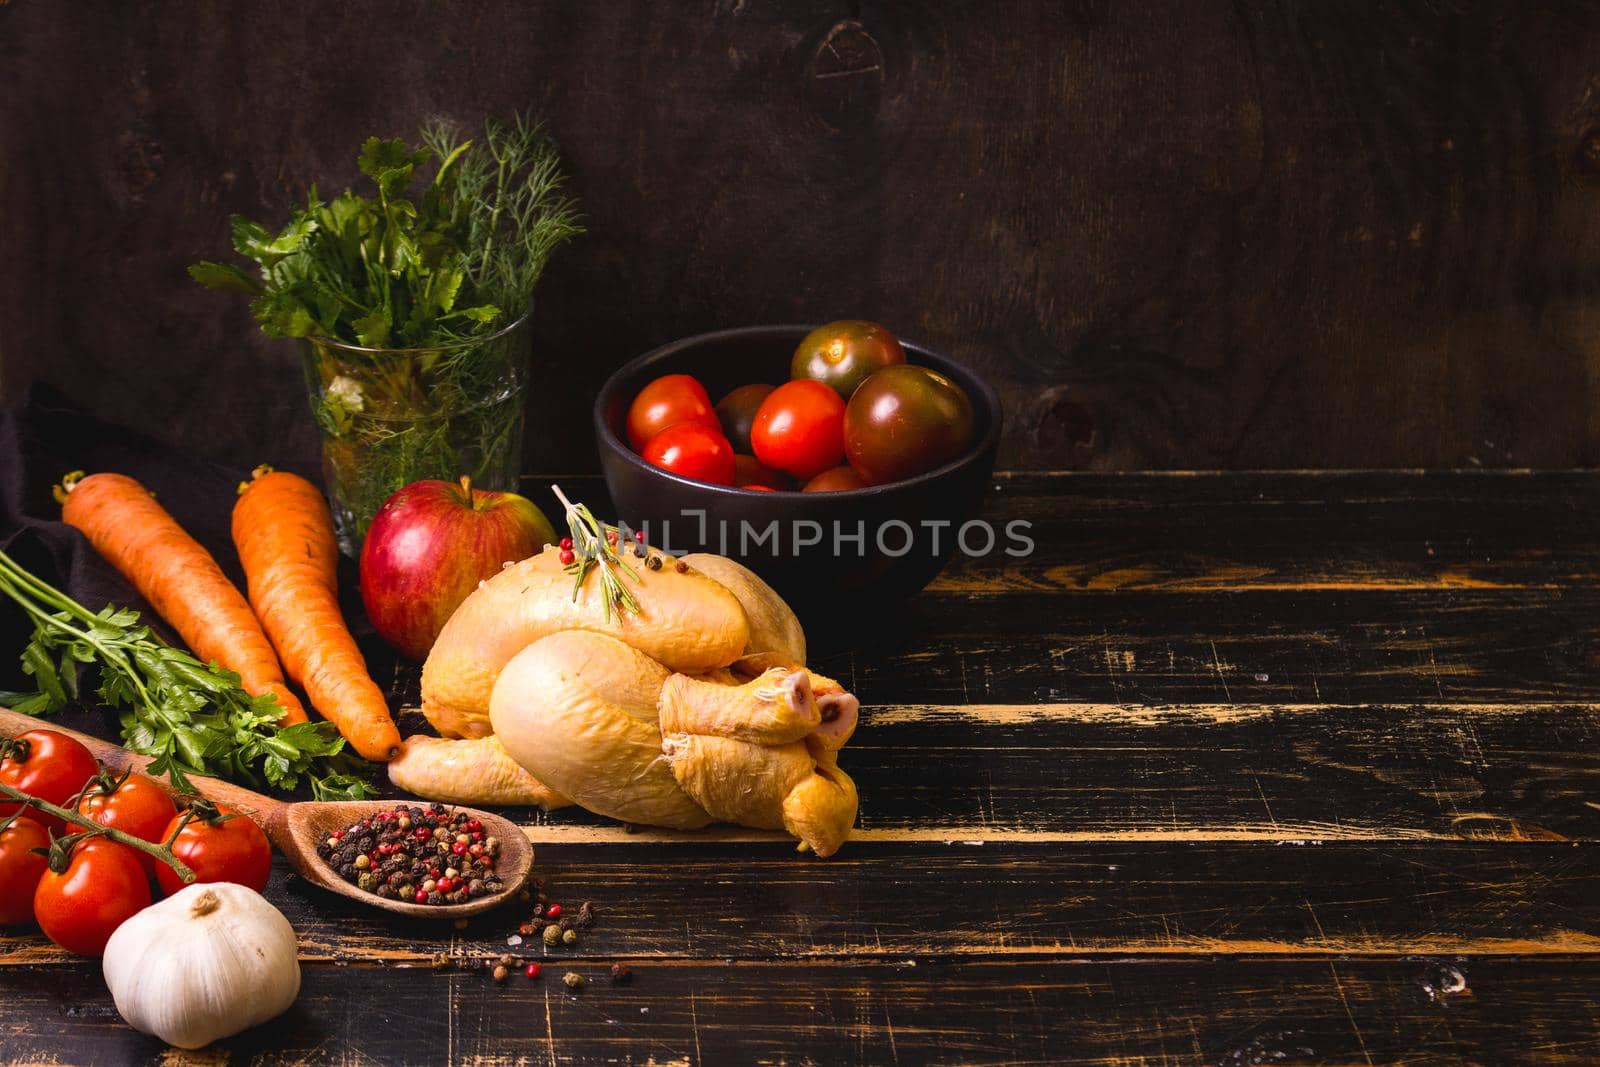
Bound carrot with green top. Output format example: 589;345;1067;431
56;471;307;724
232;467;400;761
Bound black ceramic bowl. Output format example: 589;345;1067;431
594;325;1002;634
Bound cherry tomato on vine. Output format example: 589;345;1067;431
714;383;776;454
0;814;51;926
844;365;975;484
76;771;177;874
0;729;99;835
641;423;737;485
33;836;151;956
626;374;718;451
803;465;868;493
155;801;272;896
751;380;847;481
791;320;906;400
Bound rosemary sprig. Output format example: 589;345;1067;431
551;485;642;623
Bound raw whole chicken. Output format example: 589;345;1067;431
403;545;860;856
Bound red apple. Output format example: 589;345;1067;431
359;476;558;660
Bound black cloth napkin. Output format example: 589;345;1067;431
0;384;401;732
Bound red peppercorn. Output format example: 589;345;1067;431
414;827;431;840
559;537;573;551
414;890;428;903
467;819;482;832
452;842;468;856
525;963;542;980
559;549;575;565
430;867;442;879
437;878;453;893
546;903;562;919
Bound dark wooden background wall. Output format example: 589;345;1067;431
2;1;1598;473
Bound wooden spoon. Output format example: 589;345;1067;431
0;708;533;919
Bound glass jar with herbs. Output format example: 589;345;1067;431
192;116;580;552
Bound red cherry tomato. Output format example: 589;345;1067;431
750;380;847;481
34;837;152;956
0;730;99;835
155;802;272;896
732;453;790;491
641;423;737;485
803;465;868;492
715;384;776;454
0;815;50;926
76;772;177;875
626;374;718;451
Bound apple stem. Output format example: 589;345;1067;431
458;474;475;507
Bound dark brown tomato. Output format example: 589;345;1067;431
733;454;791;491
803;466;868;493
714;384;776;454
790;321;906;400
844;365;975;484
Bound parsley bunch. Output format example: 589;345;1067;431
0;550;374;799
188;114;581;350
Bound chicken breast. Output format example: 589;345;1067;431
422;546;750;737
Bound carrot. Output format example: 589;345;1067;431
56;471;307;725
232;467;400;762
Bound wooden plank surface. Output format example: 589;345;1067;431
9;839;1594;966
3;470;1598;1064
6;958;1598;1066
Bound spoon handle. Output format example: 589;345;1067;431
0;706;286;823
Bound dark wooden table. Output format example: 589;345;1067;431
4;471;1599;1064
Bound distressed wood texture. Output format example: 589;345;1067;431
5;959;1599;1066
4;2;1600;472
3;470;1600;1063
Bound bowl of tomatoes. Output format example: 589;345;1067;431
594;322;1001;631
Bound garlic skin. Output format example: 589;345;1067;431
102;882;301;1050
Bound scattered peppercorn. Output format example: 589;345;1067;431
563;929;578;945
609;963;632;985
543;924;563;946
315;804;502;905
674;560;688;573
546;903;563;920
576;902;596;928
493;965;510;983
564;972;585;990
645;555;662;571
526;962;542;980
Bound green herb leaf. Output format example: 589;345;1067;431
351;312;391;347
0;551;377;800
187;261;262;294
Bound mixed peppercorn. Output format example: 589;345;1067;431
424;878;631;993
316;804;503;905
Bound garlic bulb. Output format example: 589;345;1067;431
102;882;301;1049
